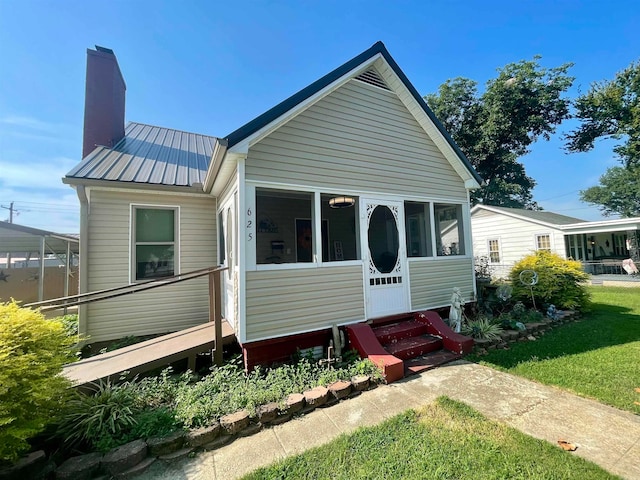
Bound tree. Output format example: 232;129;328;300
566;60;640;217
565;60;640;168
579;166;640;217
425;57;574;208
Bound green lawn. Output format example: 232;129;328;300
243;397;617;480
470;286;640;414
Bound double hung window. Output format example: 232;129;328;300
536;234;551;252
132;206;177;281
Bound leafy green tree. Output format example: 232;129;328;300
580;166;640;217
0;302;75;463
426;57;574;208
566;60;640;217
565;61;640;168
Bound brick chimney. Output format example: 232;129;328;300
82;46;126;158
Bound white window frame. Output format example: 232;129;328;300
487;238;501;264
404;201;433;258
130;204;180;283
535;233;552;252
434;202;466;257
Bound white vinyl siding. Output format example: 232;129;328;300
246;79;467;200
409;258;474;309
245;265;364;342
471;209;566;278
84;190;216;342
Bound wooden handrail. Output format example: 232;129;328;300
25;265;227;311
26;265;230;366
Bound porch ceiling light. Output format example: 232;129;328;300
328;196;355;208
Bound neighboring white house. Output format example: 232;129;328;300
64;43;483;368
471;205;640;278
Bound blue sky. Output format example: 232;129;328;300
0;0;637;232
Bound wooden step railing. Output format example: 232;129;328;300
25;265;228;365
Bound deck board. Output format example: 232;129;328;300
63;320;235;386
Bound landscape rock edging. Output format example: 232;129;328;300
472;311;578;355
3;375;378;479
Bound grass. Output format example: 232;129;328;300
243;397;617;480
469;286;640;414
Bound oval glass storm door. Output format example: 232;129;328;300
361;199;408;318
368;205;399;273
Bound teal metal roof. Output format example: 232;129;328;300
67;122;219;187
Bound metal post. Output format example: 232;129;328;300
64;241;71;315
38;236;45;302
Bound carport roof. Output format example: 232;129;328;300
0;221;79;254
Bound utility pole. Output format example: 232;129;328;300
1;202;16;223
1;202;16;269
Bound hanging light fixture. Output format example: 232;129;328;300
328;196;355;208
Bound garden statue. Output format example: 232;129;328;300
546;304;560;320
449;287;465;333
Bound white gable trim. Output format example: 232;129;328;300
227;54;480;191
374;58;480;190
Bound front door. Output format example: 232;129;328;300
360;198;409;318
219;194;237;330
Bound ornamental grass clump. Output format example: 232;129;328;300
462;316;503;340
509;251;590;311
0;301;76;464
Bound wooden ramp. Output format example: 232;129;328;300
63;320;235;387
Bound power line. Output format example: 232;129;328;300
1;202;18;223
537;190;581;201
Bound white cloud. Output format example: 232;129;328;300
0;115;59;132
0;156;78;189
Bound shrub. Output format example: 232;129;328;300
55;313;79;338
56;380;139;452
509;251;590;311
0;301;76;464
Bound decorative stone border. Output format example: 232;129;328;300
471;311;578;355
0;376;374;480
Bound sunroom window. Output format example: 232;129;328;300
434;203;465;256
256;188;313;264
321;193;359;262
405;201;433;257
132;206;177;281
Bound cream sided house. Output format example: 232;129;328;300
471;204;640;278
64;43;482;368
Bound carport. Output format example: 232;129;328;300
0;221;79;303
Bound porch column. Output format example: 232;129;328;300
627;230;639;262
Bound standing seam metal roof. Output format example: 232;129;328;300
66;122;219;187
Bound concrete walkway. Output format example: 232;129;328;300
139;361;640;480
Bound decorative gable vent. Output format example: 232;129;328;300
354;69;391;91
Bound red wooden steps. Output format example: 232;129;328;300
346;311;474;383
383;334;442;360
373;319;429;344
